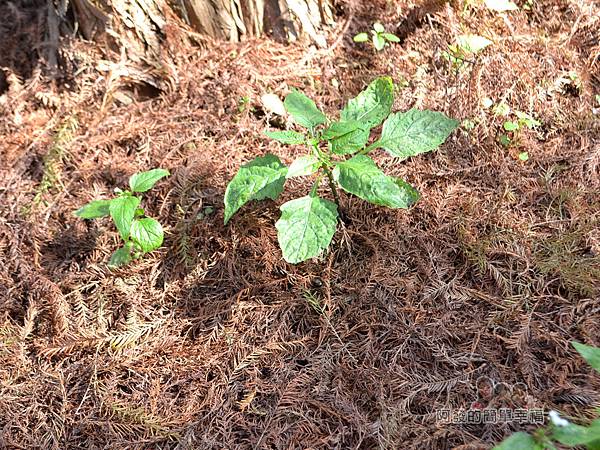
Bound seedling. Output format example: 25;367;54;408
494;342;600;449
442;35;492;70
224;77;458;264
353;23;400;51
500;110;541;148
74;169;170;267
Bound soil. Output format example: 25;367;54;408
1;0;599;449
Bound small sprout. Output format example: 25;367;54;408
493;102;511;116
518;151;529;161
224;77;458;263
74;168;169;267
499;134;511;147
442;35;492;71
462;119;477;130
353;23;400;51
493;106;540;148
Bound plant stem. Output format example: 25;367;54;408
323;167;340;208
358;139;381;156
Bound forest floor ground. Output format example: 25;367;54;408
1;0;599;448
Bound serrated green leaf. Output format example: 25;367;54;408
322;120;370;155
552;419;600;447
74;199;111;219
353;32;369;42
275;195;338;264
224;154;288;224
130;217;164;252
373;22;385;33
378;109;459;159
492;432;540;450
264;130;306;145
284;90;326;129
382;33;400;43
108;244;133;267
287;155;319;178
109;195;140;240
341;77;394;129
572;342;600;372
373;33;386;51
456;34;493;53
129;168;169;193
333;155;420;208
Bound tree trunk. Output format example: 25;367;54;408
67;0;334;51
63;0;333;93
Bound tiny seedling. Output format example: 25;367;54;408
489;101;541;148
74;169;170;267
494;342;600;450
500;110;541;148
442;34;492;70
353;23;400;51
224;77;458;264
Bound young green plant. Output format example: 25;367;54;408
74;169;170;267
494;342;600;450
442;34;492;71
353;23;400;51
224;77;458;264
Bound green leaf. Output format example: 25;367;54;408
74;199;111;219
130;217;164;252
108;243;133;267
455;34;493;53
275;195;338;264
572;342;600;372
284;90;326;129
373;22;385;33
518;151;529;161
287;155;319;178
504;121;519;131
492;432;541;450
493;102;511;116
552;419;600;447
353;32;369;42
515;111;541;128
378;109;459;159
264;130;306;145
333;155;420;208
322;120;370;155
373;33;386;51
499;134;511;147
340;77;394;129
382;33;400;43
109;195;140;240
224;154;288;224
128;168;170;193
